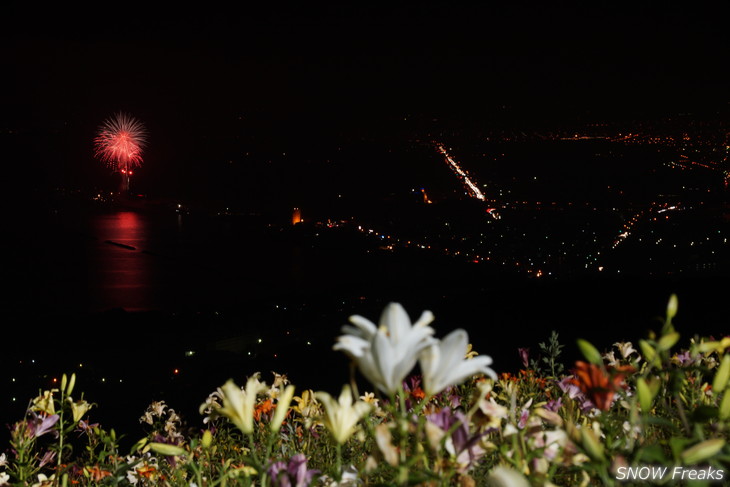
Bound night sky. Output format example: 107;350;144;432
3;3;729;202
7;4;729;120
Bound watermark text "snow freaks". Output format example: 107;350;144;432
616;466;724;482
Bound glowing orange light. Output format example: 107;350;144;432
292;207;302;225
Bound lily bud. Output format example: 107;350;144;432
657;332;680;352
712;354;730;394
149;442;187;457
581;427;605;462
577;339;603;366
534;407;563;427
565;421;581;444
681;438;725;465
201;429;213;449
639;340;660;367
718;391;730;421
636;378;653;413
130;437;148;454
666;294;678;320
67;373;76;397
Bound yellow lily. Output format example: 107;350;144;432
292;389;319;418
214;375;268;434
68;398;93;422
315;384;371;444
32;390;56;415
271;385;295;433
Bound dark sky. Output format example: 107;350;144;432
5;3;729;127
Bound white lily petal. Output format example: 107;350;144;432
220;380;245;417
419;343;440;381
439;329;470;369
399;327;436;356
372;331;399;393
413;310;435;328
339;385;353;408
357;351;387;392
420;330;497;396
346;315;378;336
444;356;496;388
387;302;417;343
333;335;370;358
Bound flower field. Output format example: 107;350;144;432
2;296;729;486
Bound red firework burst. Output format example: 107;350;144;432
94;112;147;173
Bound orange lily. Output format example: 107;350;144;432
573;361;634;411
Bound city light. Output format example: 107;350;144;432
435;142;486;201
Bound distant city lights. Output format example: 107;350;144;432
435;142;486;201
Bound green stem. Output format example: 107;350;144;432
264;430;276;464
396;383;410;485
674;393;691;435
246;433;262;476
335;442;342;481
258;429;279;487
57;391;65;472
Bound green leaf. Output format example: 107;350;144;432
644;415;681;434
691;405;718;422
638;444;667;463
669;369;686;395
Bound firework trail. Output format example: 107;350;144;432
94;112;147;190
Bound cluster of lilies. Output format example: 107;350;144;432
4;295;730;486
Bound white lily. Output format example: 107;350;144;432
315;384;371;444
419;329;497;397
334;302;436;395
614;341;638;360
211;374;267;434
